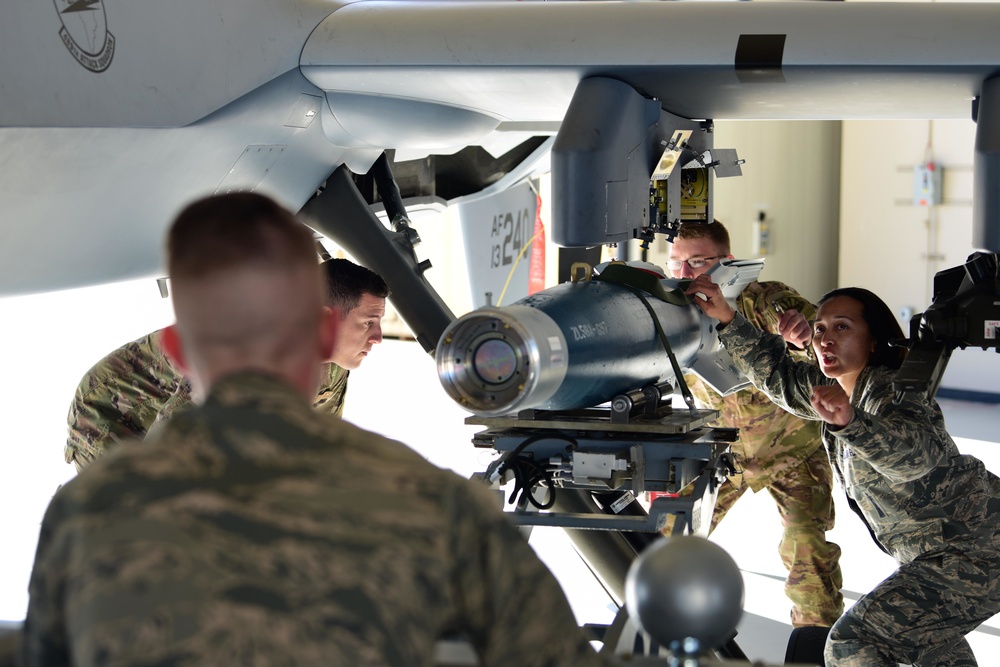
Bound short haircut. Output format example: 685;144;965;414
322;258;390;312
168;193;316;283
818;287;907;370
675;220;731;255
166;193;323;361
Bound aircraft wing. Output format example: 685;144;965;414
4;0;1000;297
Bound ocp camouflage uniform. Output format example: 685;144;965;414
666;281;843;628
26;372;611;667
65;328;350;471
720;311;1000;667
64;329;192;471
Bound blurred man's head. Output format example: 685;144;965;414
321;259;390;370
162;193;336;400
667;221;734;279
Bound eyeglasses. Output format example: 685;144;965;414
666;256;720;271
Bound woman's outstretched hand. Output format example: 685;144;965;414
778;309;813;350
810;384;855;427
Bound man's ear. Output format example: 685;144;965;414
160;324;189;374
319;306;340;362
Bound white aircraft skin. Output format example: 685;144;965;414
3;1;1000;297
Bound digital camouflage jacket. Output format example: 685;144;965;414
27;372;610;667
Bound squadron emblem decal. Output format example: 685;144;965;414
54;0;115;72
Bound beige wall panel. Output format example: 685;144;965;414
839;119;976;308
840;118;998;394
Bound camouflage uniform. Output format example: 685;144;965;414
720;312;1000;667
65;328;349;471
667;281;843;628
26;372;609;667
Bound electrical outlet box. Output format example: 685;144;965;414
913;162;943;206
752;210;770;256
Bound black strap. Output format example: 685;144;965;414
594;265;697;412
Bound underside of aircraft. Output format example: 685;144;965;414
4;1;1000;298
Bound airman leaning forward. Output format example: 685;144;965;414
64;257;389;471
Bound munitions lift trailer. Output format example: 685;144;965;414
467;381;751;663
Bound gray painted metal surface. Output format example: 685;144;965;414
4;1;1000;296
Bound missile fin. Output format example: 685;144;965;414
684;258;765;397
710;259;767;306
687;348;751;397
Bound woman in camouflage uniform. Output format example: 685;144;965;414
686;277;1000;667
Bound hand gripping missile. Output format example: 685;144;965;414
436;259;765;417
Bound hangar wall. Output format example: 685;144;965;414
840;118;1000;398
714;120;842;303
840;120;976;319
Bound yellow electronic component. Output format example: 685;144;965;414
680;168;709;222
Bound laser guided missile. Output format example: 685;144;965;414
436;259;765;417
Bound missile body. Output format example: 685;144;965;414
437;261;763;417
436;280;698;416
